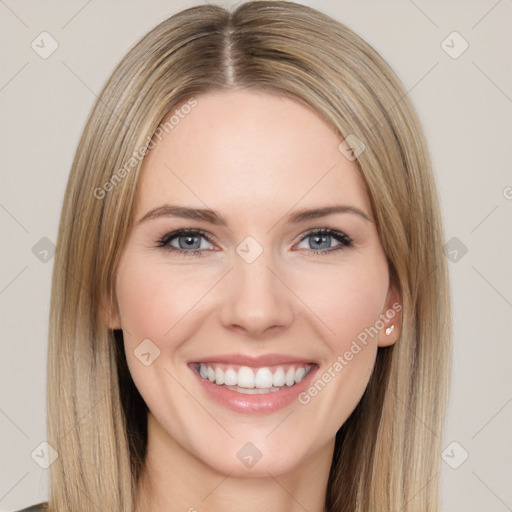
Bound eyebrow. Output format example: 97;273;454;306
136;204;373;226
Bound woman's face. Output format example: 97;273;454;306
110;89;400;477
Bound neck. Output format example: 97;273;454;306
135;412;333;512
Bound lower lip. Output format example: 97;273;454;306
189;364;318;414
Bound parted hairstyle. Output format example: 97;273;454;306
47;1;452;511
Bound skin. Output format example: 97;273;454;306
107;89;401;512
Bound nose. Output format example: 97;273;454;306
218;249;294;338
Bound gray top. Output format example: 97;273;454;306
14;504;46;512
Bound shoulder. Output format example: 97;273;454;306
13;503;48;512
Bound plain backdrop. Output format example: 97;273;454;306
1;1;511;510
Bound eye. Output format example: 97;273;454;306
156;227;353;257
156;229;215;257
295;228;353;255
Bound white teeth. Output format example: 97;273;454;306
215;367;224;385
255;368;273;388
224;368;237;386
237;366;255;388
272;367;286;387
197;363;312;390
285;367;295;386
294;367;306;383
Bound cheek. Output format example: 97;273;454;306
115;255;208;341
293;260;388;431
115;256;197;415
333;273;386;346
295;256;389;353
114;254;220;403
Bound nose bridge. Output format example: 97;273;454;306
218;237;294;335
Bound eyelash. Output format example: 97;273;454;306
156;228;353;257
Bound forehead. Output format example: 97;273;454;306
134;89;371;222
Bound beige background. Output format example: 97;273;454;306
1;1;511;510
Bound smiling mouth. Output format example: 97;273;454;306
191;362;314;394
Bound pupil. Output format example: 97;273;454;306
312;235;329;249
182;235;199;249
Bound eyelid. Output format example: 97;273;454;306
298;227;353;244
159;228;216;245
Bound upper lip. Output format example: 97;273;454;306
189;353;317;368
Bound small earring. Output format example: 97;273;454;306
385;325;395;335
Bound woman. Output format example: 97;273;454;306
20;1;451;510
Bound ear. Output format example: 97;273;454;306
377;282;402;347
99;290;122;330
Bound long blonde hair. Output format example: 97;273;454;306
47;2;452;510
